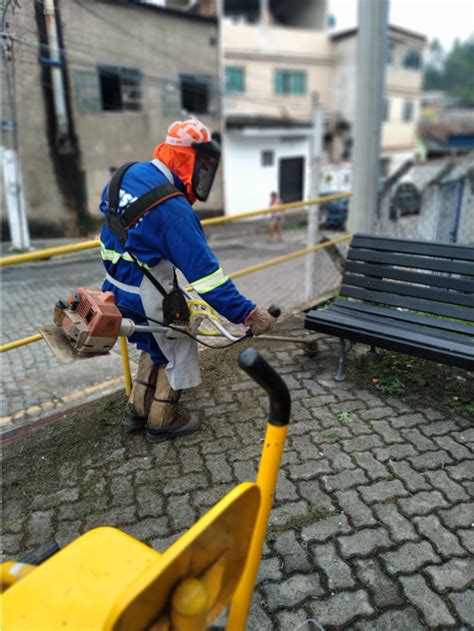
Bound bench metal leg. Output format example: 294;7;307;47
335;338;348;382
368;345;377;357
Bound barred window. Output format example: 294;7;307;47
97;66;142;112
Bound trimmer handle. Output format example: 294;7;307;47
238;348;291;426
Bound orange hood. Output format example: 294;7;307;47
152;143;196;204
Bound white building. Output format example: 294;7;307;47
222;1;330;214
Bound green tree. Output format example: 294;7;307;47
423;36;474;105
423;38;445;90
443;36;474;104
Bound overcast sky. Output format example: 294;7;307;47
328;0;474;50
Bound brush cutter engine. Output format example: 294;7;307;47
53;288;123;355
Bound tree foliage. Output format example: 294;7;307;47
423;36;474;105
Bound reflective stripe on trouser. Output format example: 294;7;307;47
147;365;182;429
128;351;158;418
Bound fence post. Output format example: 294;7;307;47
119;337;132;396
304;94;324;300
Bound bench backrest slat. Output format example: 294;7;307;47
347;250;474;276
344;261;474;293
342;276;473;308
351;234;474;261
342;285;474;322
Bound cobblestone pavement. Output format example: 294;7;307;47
2;317;473;630
1;228;344;432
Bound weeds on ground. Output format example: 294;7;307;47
348;349;474;418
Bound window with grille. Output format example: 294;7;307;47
225;66;245;93
403;49;422;70
97;66;142;112
180;74;213;114
74;70;102;113
402;100;414;122
274;70;307;95
261;150;274;167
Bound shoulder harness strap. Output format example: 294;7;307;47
106;162;184;244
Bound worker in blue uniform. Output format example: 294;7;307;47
99;119;276;443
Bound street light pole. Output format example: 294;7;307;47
351;0;389;234
1;28;31;251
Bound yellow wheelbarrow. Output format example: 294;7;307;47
1;348;291;631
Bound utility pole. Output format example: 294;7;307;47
304;93;324;300
43;0;69;144
351;0;389;234
1;18;31;250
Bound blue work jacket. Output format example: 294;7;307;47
99;161;255;364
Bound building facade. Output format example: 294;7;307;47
1;0;222;238
330;25;426;176
222;6;426;214
221;1;330;213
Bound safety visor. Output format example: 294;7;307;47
191;140;221;202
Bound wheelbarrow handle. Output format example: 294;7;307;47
238;348;291;426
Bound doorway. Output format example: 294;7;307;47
279;157;304;203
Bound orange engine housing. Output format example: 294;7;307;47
57;288;123;354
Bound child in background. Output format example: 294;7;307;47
268;191;283;242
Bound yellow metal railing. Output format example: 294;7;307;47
0;192;350;268
1;193;351;398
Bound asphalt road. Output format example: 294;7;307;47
1;229;343;433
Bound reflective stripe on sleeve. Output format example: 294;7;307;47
100;241;151;269
104;272;141;294
191;268;228;294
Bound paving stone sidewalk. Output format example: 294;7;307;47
1;316;473;630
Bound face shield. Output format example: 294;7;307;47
191;140;221;202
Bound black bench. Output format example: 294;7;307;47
305;234;474;380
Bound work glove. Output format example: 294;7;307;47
245;307;277;336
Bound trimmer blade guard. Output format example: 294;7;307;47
39;326;110;363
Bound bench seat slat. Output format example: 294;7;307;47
329;305;473;346
351;234;474;261
304;312;474;371
341;285;474;322
307;309;474;354
332;301;474;336
342;276;474;308
347;250;474;276
344;261;474;293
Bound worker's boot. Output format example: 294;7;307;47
146;366;200;443
123;352;158;430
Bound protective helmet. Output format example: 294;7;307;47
161;119;221;202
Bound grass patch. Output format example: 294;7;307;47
347;349;474;419
324;430;344;441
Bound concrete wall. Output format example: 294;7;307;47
2;0;221;239
223;128;312;214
